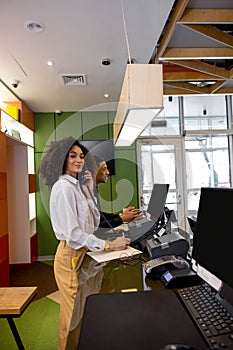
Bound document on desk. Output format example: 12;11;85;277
87;246;142;263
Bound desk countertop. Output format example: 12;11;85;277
0;286;38;315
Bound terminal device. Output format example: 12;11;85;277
145;255;190;278
146;231;189;260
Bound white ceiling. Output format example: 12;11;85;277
0;0;175;113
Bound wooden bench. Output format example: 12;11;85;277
0;286;38;349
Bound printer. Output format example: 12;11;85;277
146;231;189;259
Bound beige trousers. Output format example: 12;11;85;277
54;241;87;350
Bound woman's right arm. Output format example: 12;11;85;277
50;180;130;251
108;236;131;251
50;181;105;250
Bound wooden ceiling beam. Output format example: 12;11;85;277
163;71;225;82
164;81;209;94
164;86;233;96
229;67;233;78
184;24;233;48
161;59;229;78
163;87;204;95
216;87;233;94
152;0;189;63
162;47;233;60
179;9;233;23
155;5;233;96
209;80;228;94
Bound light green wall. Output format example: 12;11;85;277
35;111;139;256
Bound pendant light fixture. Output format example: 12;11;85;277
114;1;164;147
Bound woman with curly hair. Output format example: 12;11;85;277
39;136;130;350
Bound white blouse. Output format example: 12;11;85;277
49;174;105;250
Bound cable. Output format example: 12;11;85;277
121;0;131;65
85;184;124;236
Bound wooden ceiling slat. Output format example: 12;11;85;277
154;2;233;95
179;9;233;23
161;59;229;78
162;47;233;60
184;24;233;48
163;71;225;82
152;0;189;63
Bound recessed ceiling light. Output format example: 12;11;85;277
25;21;45;33
47;61;55;67
104;93;109;98
189;81;216;87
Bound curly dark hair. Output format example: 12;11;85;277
39;136;96;189
93;155;105;167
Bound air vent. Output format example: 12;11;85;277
61;74;87;86
151;120;167;127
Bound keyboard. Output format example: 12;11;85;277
128;215;151;227
176;284;233;349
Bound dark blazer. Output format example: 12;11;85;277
94;187;123;229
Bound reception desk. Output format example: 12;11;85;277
68;253;207;350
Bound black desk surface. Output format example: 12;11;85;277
74;254;208;350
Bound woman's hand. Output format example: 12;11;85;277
121;206;143;223
109;236;130;251
81;171;94;198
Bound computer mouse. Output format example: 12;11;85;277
160;344;195;350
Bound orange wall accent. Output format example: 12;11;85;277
0;133;8;238
0;235;9;286
28;174;36;193
0;132;7;172
0;173;7;199
0;257;10;286
0;234;9;262
0;130;9;285
4;101;34;131
30;233;38;264
21;102;34;131
0;199;8;237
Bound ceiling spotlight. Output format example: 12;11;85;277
25;21;44;33
55;110;62;115
47;61;55;66
189;81;216;87
104;93;109;98
102;58;111;66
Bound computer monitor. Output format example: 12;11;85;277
147;183;170;224
80;140;115;175
187;216;197;235
192;187;233;290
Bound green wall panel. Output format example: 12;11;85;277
97;176;113;213
82;111;109;139
35;152;57;255
111;148;139;213
34;113;55;152
55;112;83;140
108;111;115;140
36;192;58;255
35;152;42;189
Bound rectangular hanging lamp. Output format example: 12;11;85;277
114;64;163;147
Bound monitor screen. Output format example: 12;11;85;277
80;140;115;175
192;187;233;289
147;184;170;223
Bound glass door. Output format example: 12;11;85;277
137;136;188;234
